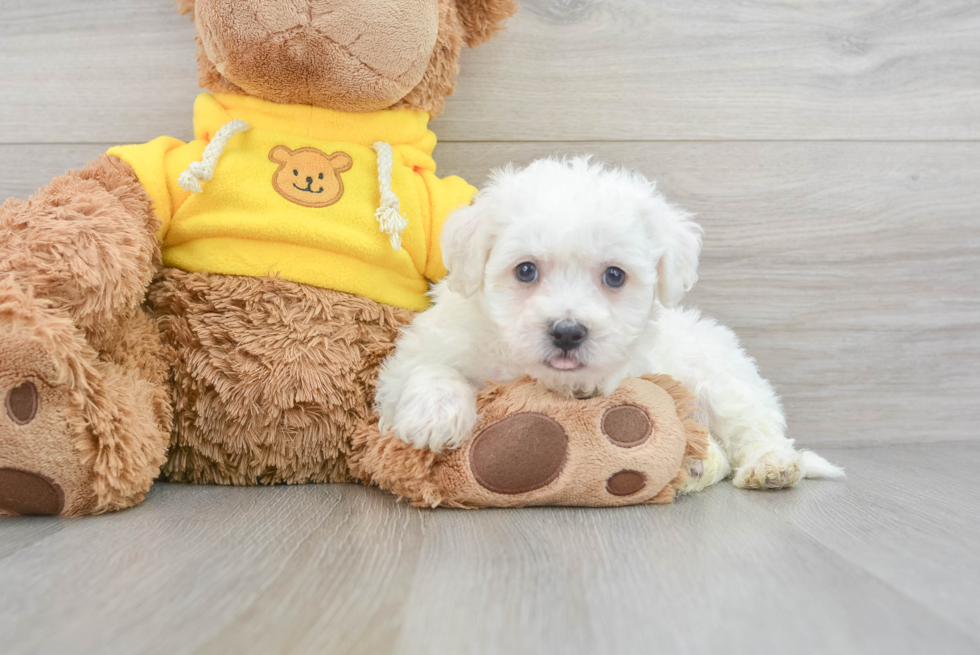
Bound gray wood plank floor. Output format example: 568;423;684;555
1;1;979;653
1;444;978;655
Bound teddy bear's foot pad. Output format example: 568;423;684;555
452;376;707;507
353;375;709;508
469;411;655;499
469;413;568;494
2;383;64;515
605;469;647;496
0;468;65;516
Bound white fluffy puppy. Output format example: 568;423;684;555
376;157;843;490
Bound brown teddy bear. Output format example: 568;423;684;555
0;0;517;517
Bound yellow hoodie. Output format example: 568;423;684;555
108;93;475;311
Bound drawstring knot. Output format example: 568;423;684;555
372;141;408;251
178;119;251;193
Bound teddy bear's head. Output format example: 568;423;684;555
176;0;517;116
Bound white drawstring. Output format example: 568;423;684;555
372;141;408;251
178;119;250;193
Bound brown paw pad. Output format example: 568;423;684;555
470;413;568;494
0;468;65;516
5;381;38;425
606;469;647;496
602;404;652;448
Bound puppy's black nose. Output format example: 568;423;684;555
550;321;588;351
306;176;314;185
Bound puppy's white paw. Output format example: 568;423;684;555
675;436;731;494
389;376;478;452
733;447;802;490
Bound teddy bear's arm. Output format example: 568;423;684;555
418;170;478;282
0;155;162;344
107;136;199;242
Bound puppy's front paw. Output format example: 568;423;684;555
389;379;478;452
733;447;802;490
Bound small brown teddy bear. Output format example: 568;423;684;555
269;146;354;208
0;0;517;516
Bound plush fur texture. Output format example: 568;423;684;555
353;374;708;508
150;271;412;485
455;0;518;47
391;0;466;117
0;156;161;352
377;158;845;491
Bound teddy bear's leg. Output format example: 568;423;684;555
0;156;172;516
148;270;412;485
0;277;171;516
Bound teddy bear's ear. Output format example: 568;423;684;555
268;146;293;165
174;0;194;16
328;152;353;173
455;0;518;47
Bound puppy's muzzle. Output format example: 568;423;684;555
550;320;588;351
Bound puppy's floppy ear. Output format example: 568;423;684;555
455;0;519;47
640;186;703;308
441;198;496;297
175;0;195;16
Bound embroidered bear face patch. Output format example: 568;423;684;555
269;145;353;208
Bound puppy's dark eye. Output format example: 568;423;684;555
515;262;538;283
603;266;626;288
293;169;299;176
319;173;324;180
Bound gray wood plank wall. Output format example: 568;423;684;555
1;0;977;447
